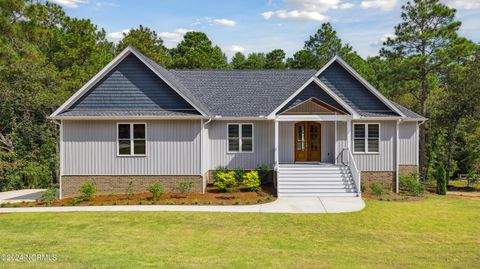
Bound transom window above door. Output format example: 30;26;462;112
227;123;254;153
117;123;146;156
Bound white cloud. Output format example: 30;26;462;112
261;0;352;22
443;0;480;10
158;28;194;47
213;18;237;27
106;29;130;40
95;2;119;8
49;0;87;8
371;33;395;46
228;45;246;53
360;0;398;11
263;9;327;21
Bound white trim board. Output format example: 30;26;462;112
50;46;208;119
315;55;407;118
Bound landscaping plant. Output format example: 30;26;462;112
126;181;136;198
79;180;97;201
370;183;384;199
213;166;229;181
213;171;237;192
234;167;246;183
436;163;447;195
399;172;424;196
242;170;261;192
176;181;193;196
256;164;269;184
39;186;57;206
148;183;164;201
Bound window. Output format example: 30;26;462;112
117;123;146;156
353;123;379;153
228;124;254;153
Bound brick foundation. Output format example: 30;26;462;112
399;165;418;176
361;171;395;192
61;175;203;198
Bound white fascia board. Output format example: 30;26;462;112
333;56;407;118
50;47;133;118
275;115;352;122
54;116;209;120
212;117;270;121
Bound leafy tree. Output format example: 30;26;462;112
381;0;469;181
286;50;319;69
265;49;286;69
171;32;227;69
243;53;265;69
117;25;172;68
231;52;246;69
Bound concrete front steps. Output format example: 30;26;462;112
277;164;358;197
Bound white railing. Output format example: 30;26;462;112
340;148;361;196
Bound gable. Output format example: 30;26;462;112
277;81;350;115
281;99;347;115
62;54;200;115
318;61;396;114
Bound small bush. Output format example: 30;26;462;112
71;197;82;206
177;181;193;194
466;170;479;187
234;167;246;182
213;171;238;192
148;183;164;201
39;187;57;205
436;163;447;195
399;173;424;196
126;181;136;198
256;164;270;184
370;183;384;198
213;165;229;181
242;170;261;192
79;180;96;201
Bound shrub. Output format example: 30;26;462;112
71;197;82;206
399;172;424;196
39;186;57;205
466;170;479;188
148;183;164;201
436;162;447;195
79;180;96;201
126;181;136;198
242;170;261;192
370;183;384;198
256;164;269;184
234;167;246;182
213;171;237;192
213;165;229;181
176;181;193;194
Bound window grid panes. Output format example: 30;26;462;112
118;123;146;156
353;124;379;153
228;124;253;153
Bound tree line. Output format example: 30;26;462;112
0;0;478;191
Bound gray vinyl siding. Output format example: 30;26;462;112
63;120;201;175
208;120;274;170
398;122;418;165
335;121;396;171
279;121;335;163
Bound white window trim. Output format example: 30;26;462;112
227;123;254;153
353;123;380;154
117;122;147;157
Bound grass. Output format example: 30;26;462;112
0;195;478;268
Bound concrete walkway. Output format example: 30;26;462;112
0;196;364;214
0;189;46;204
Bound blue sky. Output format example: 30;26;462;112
51;0;480;59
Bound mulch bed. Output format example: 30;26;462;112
0;183;276;208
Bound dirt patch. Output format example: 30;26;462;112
362;191;424;202
0;184;276;208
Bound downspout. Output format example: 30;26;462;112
201;117;213;194
396;119;402;193
51;119;63;199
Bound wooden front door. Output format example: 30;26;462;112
295;122;321;162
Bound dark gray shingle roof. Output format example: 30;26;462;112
171;69;316;117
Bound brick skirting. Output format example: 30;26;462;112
399;165;419;176
361;171;395;192
61;175;203;198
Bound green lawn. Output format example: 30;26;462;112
0;196;478;269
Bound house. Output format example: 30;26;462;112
49;46;425;198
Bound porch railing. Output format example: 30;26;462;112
340;148;361;196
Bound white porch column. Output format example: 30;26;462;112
346;119;352;152
274;120;279;169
